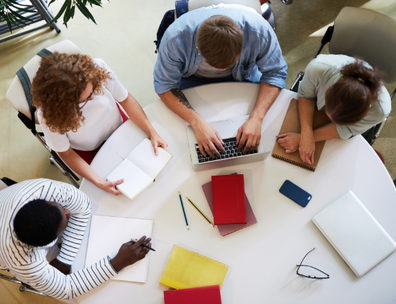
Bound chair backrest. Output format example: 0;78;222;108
329;7;396;83
5;40;82;121
186;0;261;15
0;180;7;191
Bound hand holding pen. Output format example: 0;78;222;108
110;236;151;272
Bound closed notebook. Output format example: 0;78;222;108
272;98;330;171
160;245;229;289
202;177;257;237
85;215;153;283
212;174;247;225
312;191;396;277
107;138;172;200
164;285;222;304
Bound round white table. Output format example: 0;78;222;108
75;83;396;304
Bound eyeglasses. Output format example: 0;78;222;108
296;248;330;279
79;83;97;109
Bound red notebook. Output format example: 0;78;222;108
164;285;222;304
202;179;257;237
212;174;247;225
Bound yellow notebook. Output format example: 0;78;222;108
160;245;229;289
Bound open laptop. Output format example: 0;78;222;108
186;115;271;172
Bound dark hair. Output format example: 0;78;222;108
325;59;382;125
14;199;62;246
197;15;243;69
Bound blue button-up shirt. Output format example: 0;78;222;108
154;6;288;94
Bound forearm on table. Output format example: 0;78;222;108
58;148;104;187
299;97;316;135
159;89;203;128
313;123;340;142
249;83;281;122
119;93;158;138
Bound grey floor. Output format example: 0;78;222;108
0;1;395;301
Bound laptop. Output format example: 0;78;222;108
186;115;270;172
312;191;396;277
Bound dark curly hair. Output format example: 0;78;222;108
31;52;111;134
14;199;62;247
325;59;382;125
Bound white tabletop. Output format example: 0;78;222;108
75;83;396;304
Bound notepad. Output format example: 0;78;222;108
160;245;229;289
272;98;330;171
202;177;257;237
211;174;247;225
164;285;222;304
107;138;172;200
85;215;153;283
312;191;396;277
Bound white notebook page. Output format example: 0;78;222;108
127;138;172;180
85;215;153;283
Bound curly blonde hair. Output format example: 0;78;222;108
32;52;111;134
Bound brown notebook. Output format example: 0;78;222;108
272;98;330;171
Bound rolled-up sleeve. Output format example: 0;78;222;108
256;32;287;89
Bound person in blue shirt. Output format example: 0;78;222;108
154;5;287;157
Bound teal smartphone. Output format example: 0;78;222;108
279;180;312;207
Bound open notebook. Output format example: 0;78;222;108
272;98;330;171
107;138;172;200
85;215;154;283
312;191;396;277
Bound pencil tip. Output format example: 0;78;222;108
187;226;190;230
178;191;181;195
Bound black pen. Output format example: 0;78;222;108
131;238;156;252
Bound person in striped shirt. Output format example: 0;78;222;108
0;178;151;301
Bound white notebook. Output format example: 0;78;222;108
312;191;396;277
107;138;172;200
85;215;154;283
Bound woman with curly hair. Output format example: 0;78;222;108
276;54;391;165
32;52;168;195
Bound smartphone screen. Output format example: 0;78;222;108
279;180;312;207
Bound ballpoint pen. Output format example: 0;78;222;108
306;153;312;163
186;197;215;227
131;238;156;252
178;191;190;230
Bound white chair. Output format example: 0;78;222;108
290;7;396;145
6;40;82;187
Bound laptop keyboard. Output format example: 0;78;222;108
195;137;258;163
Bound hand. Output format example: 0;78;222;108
276;133;301;153
50;258;71;275
110;236;151;272
194;119;225;158
98;179;124;196
298;131;315;164
150;133;168;155
236;117;262;154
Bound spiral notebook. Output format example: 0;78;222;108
272;98;330;171
85;215;153;283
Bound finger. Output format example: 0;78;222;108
162;141;168;149
276;133;288;139
236;128;242;145
242;139;253;154
207;143;220;158
113;179;124;186
131;236;146;249
237;135;247;152
152;143;159;156
215;133;225;153
310;152;315;164
198;143;207;157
